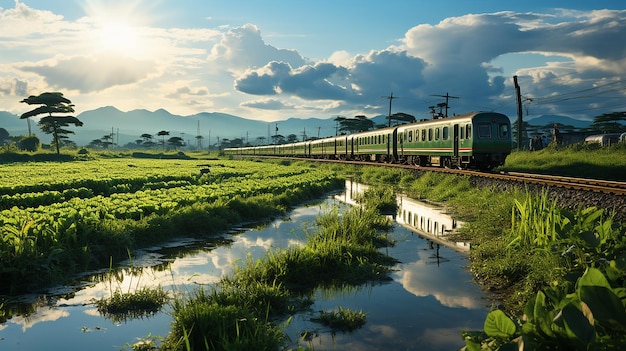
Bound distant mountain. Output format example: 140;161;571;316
0;107;604;147
525;115;592;129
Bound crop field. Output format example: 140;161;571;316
0;158;342;294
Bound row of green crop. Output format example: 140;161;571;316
0;159;240;196
0;160;317;209
0;160;343;294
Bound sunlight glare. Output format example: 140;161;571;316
99;22;140;53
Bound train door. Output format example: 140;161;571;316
453;124;459;157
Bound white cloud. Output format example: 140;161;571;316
208;24;306;72
241;98;293;110
19;54;157;93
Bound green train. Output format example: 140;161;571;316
224;111;512;170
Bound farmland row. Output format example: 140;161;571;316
0;159;343;294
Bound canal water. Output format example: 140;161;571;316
0;181;490;350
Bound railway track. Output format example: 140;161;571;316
277;157;626;196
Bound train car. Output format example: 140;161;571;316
309;137;332;158
290;141;309;157
396;112;511;169
350;126;397;162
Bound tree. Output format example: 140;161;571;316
0;128;9;145
100;134;114;149
167;136;185;150
591;112;626;133
20;92;83;155
195;135;204;148
157;130;169;147
335;115;374;134
17;135;40;152
287;134;298;143
271;134;285;144
388;112;416;126
140;133;156;147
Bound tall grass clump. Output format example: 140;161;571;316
508;189;563;249
163;289;285;351
164;201;396;350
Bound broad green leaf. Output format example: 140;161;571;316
579;285;626;327
577;267;610;290
615;252;626;271
533;291;555;337
579;230;599;248
561;303;596;345
484;310;517;338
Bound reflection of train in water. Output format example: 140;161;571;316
395;195;469;252
336;180;469;252
224;111;512;170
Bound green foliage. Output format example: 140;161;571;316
96;286;169;322
164;200;396;350
17;135;40;152
508;190;563;249
313;307;367;331
20;92;83;155
463;268;626;350
0;159;343;294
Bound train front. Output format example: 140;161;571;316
470;112;512;169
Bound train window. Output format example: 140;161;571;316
408;131;413;142
478;124;491;139
435;128;440;140
466;124;472;139
422;129;426;141
415;129;419;141
443;126;449;140
499;124;509;139
460;126;465;140
428;128;433;141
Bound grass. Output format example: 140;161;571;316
498;142;626;181
313;307;367;331
96;286;170;322
161;195;397;351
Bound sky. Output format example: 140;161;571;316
1;0;625;123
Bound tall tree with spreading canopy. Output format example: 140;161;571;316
20;92;83;155
591;112;626;133
335;115;374;134
388;112;416;126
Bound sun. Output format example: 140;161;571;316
98;22;140;53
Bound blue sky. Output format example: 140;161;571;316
1;0;625;123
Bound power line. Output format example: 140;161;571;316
532;81;626;105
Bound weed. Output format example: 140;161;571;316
313;306;367;331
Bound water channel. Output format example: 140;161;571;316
0;181;490;350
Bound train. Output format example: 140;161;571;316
223;111;513;170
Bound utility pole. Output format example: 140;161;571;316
514;76;523;151
383;92;398;127
431;93;459;117
197;120;202;148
